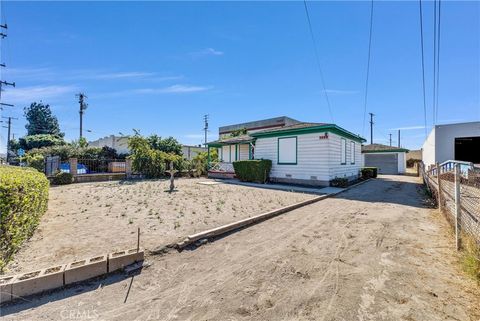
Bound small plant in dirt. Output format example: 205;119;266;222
330;177;349;188
461;235;480;282
52;171;73;185
174;221;180;229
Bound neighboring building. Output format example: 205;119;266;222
207;117;366;186
88;135;130;154
406;149;422;161
88;135;206;160
422;121;480;167
181;145;207;160
362;144;409;174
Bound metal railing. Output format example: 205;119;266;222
60;159;126;175
420;161;480;248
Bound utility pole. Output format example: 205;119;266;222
76;93;88;139
369;112;374;144
398;130;401;148
203;114;209;146
0;22;15;114
2;116;18;164
389;133;392;146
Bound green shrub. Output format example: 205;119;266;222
0;166;49;271
192;150;219;176
22;153;45;172
330;177;349;188
52;171;74;185
361;167;378;179
406;158;422;168
19;134;65;150
233;159;272;183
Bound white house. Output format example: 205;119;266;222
422;121;480;167
362;144;408;174
207;117;366;186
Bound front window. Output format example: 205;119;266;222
278;137;297;164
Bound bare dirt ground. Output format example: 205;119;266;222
2;175;479;321
4;178;314;274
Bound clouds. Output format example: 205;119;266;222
189;47;224;58
1;85;78;104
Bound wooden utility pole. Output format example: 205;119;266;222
76;93;88;139
2;116;18;163
369;112;374;144
203;114;209;146
398;130;401;147
389;133;392;146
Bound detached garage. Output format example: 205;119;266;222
362;144;409;174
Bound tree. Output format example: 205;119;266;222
146;135;183;156
24;102;64;138
19;134;66;150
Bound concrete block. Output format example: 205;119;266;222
108;249;144;273
0;275;15;304
11;264;66;300
64;255;108;285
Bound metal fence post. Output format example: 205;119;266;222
436;162;443;212
454;164;461;250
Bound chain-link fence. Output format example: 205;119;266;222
420;162;480;247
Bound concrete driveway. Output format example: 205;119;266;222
2;175;479;321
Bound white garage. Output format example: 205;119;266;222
362;144;409;175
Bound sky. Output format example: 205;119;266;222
0;0;479;153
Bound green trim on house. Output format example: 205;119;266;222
251;124;366;143
362;148;409;153
277;136;298;165
235;144;238;161
248;144;252;160
340;138;347;165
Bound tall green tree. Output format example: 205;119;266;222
146;135;183;156
24;102;64;138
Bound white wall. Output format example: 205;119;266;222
254;132;362;183
239;144;250;160
422;122;480;167
88;135;130;154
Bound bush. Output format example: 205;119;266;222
233;159;272;183
52;171;73;185
406;158;422;168
330;177;349;188
361;167;378;179
192;150;219;176
22;153;45;172
0;166;49;271
19;134;66;150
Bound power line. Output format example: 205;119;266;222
435;0;442;123
362;0;374;136
419;0;428;139
432;0;437;125
302;0;334;123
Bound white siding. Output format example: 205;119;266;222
239;144;250;160
422;128;436;167
221;146;230;162
254;132;362;183
327;133;362;179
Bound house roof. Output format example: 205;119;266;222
250;122;366;143
362;144;409;153
206;134;254;147
219;116;301;134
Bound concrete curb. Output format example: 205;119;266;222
0;249;144;304
176;178;372;249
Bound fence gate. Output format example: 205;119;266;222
45;156;60;176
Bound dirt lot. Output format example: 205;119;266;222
4;178;314;274
2;175;479;321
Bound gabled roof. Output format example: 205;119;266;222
206;134;254;147
250;122;366;143
362;143;409;153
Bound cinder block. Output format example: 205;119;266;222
64;255;108;285
11;264;66;300
0;275;15;304
108;249;144;273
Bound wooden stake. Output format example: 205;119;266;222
454;164;461;251
137;227;140;253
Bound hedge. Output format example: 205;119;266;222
52;171;73;185
361;167;378;179
0;166;49;271
233;159;272;183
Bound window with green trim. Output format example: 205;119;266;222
350;141;355;164
278;136;297;164
341;138;347;165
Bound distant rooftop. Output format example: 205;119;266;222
362;143;409;153
219;116;301;134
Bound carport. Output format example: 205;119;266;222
362;144;409;174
